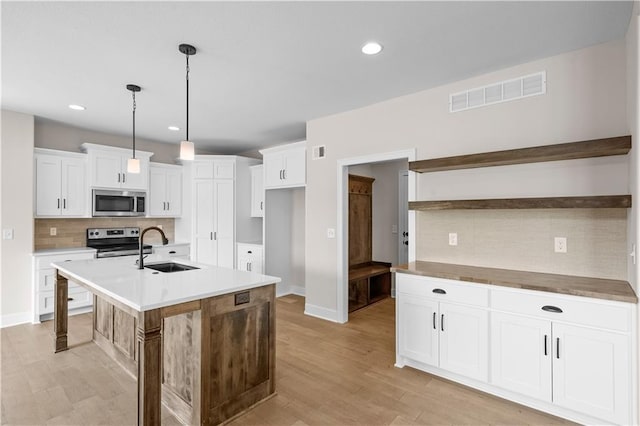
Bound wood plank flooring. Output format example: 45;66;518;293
1;295;573;425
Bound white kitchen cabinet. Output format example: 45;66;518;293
250;165;264;217
82;143;153;190
236;243;263;273
35;149;87;217
396;274;489;382
149;163;182;216
260;141;306;189
152;243;190;259
32;249;96;323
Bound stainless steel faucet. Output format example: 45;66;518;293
139;226;168;269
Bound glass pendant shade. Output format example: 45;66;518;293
180;140;195;161
127;157;141;174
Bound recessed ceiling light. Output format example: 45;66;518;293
361;42;383;55
68;104;85;111
168;126;180;131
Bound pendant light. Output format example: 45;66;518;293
179;43;197;160
126;84;141;173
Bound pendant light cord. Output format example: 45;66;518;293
132;90;137;158
186;54;190;141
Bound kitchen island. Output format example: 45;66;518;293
52;256;280;425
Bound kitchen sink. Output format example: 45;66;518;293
145;262;199;273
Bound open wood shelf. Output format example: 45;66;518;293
409;135;631;173
409;195;632;211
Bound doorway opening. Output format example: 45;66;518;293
336;149;416;323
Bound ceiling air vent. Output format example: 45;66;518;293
312;145;326;160
449;71;546;113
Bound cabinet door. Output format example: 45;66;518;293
490;312;552;401
121;157;148;190
36;155;62;216
263;152;285;189
193;179;216;265
214;160;235;179
92;151;122;188
282;147;306;186
552;323;630;424
439;302;489;381
61;157;86;216
250;165;264;217
237;256;251;272
397;293;439;367
165;168;182;216
214;179;235;268
148;167;167;216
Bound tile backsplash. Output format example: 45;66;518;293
416;208;627;280
34;218;175;250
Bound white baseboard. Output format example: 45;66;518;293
1;311;32;328
290;285;305;297
304;302;340;323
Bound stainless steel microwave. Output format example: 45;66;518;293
92;189;146;217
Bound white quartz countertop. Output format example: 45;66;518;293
52;255;281;312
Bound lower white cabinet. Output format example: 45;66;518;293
236;243;263;273
397;275;489;382
396;272;635;425
33;250;95;322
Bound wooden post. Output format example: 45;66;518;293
54;270;69;353
136;309;162;425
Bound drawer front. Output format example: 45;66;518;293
491;288;631;332
35;252;95;270
396;273;489;307
38;269;81;292
237;244;263;262
153;244;190;258
38;287;93;315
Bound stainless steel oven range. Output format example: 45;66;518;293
87;227;153;258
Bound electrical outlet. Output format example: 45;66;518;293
327;228;336;239
392;225;398;234
50;227;57;236
554;237;567;253
449;233;458;246
2;229;13;240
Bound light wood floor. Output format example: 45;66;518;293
1;295;573;425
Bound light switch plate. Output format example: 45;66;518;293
327;228;336;239
50;227;57;236
448;233;458;246
392;225;398;234
2;229;14;240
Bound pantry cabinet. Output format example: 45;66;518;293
82;143;153;191
148;163;182;217
250;165;264;217
261;141;306;189
34;149;87;217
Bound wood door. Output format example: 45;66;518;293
552;323;630;424
490;312;552;402
348;174;374;267
438;302;489;382
200;285;275;425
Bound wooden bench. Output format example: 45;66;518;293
348;261;392;312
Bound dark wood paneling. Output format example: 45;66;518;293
409;135;632;173
201;285;275;425
93;296;113;341
54;271;68;353
137;309;162;425
409;195;632;210
113;306;136;360
349;174;374;267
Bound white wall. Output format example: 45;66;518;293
306;40;629;318
1;110;35;326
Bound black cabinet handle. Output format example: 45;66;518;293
57;198;60;208
67;297;74;302
247;250;252;254
556;338;560;359
432;288;446;294
63;199;66;209
432;312;436;329
441;314;444;331
169;251;176;254
542;305;563;313
544;335;548;356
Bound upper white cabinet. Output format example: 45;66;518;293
34;149;88;217
82;143;153;190
148;163;182;217
260;141;306;189
250;165;264;217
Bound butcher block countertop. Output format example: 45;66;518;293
392;261;637;303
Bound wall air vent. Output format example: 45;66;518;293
449;71;546;113
312;145;326;160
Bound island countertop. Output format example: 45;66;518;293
52;255;281;312
392;261;637;303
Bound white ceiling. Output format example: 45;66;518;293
1;1;633;155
